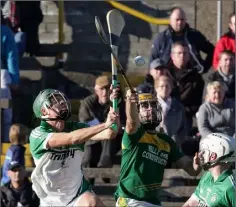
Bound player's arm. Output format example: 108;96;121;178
125;89;140;134
47;108;119;148
175;154;202;176
182;194;199;207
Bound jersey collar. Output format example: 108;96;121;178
40;120;72;133
213;168;233;182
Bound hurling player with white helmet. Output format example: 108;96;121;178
115;89;202;207
29;88;120;206
183;133;236;207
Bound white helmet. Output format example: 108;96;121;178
199;133;236;169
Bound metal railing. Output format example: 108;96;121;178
106;0;169;25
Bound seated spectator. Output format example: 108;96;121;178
155;75;187;147
2;1;43;56
1;161;39;207
136;58;174;94
78;76;126;184
1;70;13;142
207;50;235;99
197;81;235;139
213;12;235;70
1;14;20;142
149;7;214;73
2;1;26;56
1;124;29;186
15;1;43;56
169;41;204;132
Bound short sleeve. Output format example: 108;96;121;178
29;128;54;160
122;125;145;150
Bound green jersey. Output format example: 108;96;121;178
193;169;236;207
29;121;91;206
115;124;184;205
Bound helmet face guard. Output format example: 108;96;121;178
42;91;71;121
138;93;162;128
199;133;236;170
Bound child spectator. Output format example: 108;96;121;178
1;124;29;185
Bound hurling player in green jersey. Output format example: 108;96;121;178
115;89;202;207
29;88;120;207
183;133;236;207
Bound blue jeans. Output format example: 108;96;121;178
14;32;26;57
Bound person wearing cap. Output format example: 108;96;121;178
1;161;39;207
78;75;126;185
136;58;173;94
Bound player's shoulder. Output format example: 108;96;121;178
156;132;174;144
30;126;46;139
225;172;236;189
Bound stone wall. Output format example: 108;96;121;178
38;1;234;74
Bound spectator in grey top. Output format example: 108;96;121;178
149;7;214;73
155;75;187;147
197;81;235;139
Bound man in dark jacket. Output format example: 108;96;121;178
169;41;204;132
78;75;126;184
1;161;39;207
150;7;214;73
207;50;235;99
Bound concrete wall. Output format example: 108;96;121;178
39;1;234;74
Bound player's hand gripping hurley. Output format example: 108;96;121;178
95;10;135;130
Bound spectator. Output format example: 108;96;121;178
78;76;126;184
169;41;204;131
1;70;13;143
197;81;235;139
136;58;174;94
1;11;19;88
1;161;39;207
207;50;235;99
2;0;27;56
213;12;235;69
1;1;43;56
150;7;214;73
155;75;187;147
1;124;29;186
1;12;20;142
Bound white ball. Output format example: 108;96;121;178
134;56;145;66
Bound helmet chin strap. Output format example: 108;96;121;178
143;123;157;132
41;106;70;121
